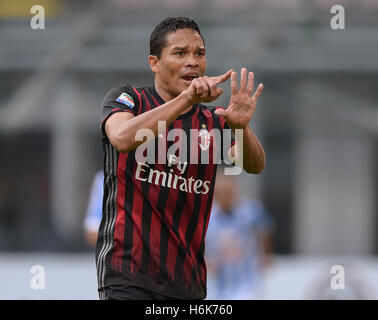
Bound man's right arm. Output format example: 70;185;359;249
105;70;232;153
105;91;192;153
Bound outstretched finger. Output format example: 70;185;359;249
210;69;233;85
240;68;248;92
251;83;264;103
230;71;238;95
247;72;254;96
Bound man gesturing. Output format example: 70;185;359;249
97;16;265;300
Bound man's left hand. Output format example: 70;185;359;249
215;67;263;130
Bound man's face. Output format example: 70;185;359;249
152;28;207;101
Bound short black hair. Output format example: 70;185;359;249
150;16;204;58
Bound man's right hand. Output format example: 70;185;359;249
185;69;233;104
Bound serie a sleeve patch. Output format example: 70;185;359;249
116;92;135;108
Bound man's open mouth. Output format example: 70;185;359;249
181;74;199;83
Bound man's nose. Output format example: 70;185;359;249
184;54;199;67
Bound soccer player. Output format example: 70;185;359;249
206;171;274;299
83;170;103;247
96;16;265;300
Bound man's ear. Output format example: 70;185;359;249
148;55;159;73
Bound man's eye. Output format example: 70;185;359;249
176;52;184;56
196;52;205;56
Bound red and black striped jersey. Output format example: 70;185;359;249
96;84;235;299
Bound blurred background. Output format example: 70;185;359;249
0;0;377;299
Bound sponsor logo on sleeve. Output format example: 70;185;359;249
116;92;135;108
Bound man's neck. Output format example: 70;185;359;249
154;82;193;115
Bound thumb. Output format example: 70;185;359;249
214;107;227;117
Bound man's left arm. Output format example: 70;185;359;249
216;67;265;174
229;125;265;174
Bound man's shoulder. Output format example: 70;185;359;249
111;85;160;100
105;83;138;96
103;84;155;106
103;83;134;102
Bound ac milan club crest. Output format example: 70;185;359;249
198;124;211;151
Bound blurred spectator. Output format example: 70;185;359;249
206;171;274;299
83;170;103;247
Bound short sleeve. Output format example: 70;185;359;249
101;84;141;137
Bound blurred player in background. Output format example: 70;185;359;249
96;16;265;300
206;171;274;299
83;170;103;247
